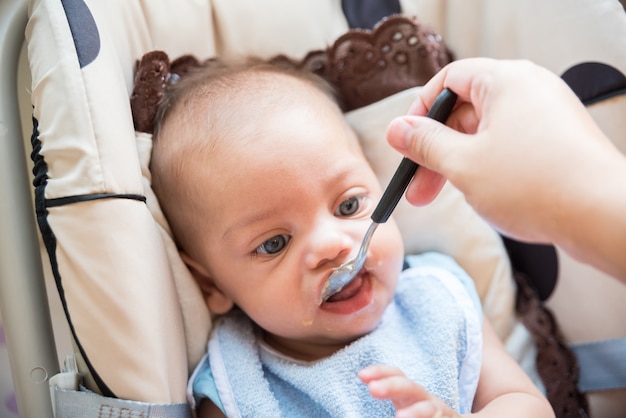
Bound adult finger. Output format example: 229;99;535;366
386;115;469;182
412;57;502;116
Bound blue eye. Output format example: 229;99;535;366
256;234;290;255
335;196;361;217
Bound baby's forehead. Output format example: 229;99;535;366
201;65;337;105
187;71;339;124
161;66;355;158
230;70;334;105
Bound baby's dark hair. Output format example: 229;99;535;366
152;57;342;140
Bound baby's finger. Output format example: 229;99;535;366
358;365;404;383
396;400;459;418
366;377;432;409
373;378;422;410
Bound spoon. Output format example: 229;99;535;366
321;88;458;302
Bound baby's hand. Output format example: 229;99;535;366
359;365;461;418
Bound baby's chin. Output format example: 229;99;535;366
265;303;394;361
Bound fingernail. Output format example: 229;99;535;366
388;117;414;151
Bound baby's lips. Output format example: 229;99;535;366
319;270;373;314
321;266;370;305
318;271;335;306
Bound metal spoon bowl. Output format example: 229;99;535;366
320;223;378;301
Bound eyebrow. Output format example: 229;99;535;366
221;208;279;240
220;159;367;240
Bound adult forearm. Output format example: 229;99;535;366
554;153;626;283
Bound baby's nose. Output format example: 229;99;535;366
303;221;356;271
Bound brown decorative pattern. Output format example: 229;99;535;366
130;15;452;133
514;271;590;417
130;52;201;134
322;15;452;110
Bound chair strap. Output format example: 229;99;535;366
571;338;626;392
53;386;192;418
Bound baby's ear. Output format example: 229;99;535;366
180;252;234;314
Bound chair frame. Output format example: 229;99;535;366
0;0;58;416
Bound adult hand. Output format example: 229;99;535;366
386;58;626;279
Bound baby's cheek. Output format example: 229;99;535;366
382;225;405;270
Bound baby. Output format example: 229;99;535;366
149;59;553;417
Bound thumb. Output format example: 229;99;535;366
386;115;462;175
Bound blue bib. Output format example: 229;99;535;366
190;252;482;417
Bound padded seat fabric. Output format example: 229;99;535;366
25;0;626;414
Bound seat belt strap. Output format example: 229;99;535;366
571;338;626;392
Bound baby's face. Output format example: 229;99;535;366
186;80;404;360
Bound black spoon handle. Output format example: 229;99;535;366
371;88;458;224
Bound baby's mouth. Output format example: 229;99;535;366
325;274;364;303
320;270;373;314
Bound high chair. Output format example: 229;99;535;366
1;0;626;417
